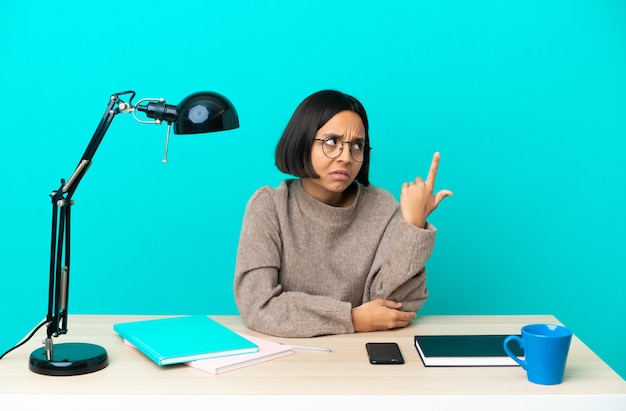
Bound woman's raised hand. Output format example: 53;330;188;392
400;152;453;228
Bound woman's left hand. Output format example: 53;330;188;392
400;152;453;228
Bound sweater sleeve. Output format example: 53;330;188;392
363;209;436;313
233;188;355;337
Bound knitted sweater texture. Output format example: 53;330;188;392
234;179;436;337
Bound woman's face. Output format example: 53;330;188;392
302;110;365;205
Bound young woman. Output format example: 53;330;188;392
234;90;452;337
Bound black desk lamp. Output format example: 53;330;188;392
28;90;239;376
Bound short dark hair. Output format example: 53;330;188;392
275;90;370;186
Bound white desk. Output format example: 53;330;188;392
1;314;624;410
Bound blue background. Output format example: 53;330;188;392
1;1;624;379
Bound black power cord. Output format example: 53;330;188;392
0;319;48;360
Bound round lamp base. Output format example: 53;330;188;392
29;342;108;376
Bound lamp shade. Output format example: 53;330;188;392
174;92;239;134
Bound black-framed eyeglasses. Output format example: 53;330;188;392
313;137;371;163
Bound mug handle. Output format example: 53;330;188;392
503;335;526;369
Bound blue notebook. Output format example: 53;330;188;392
113;315;258;366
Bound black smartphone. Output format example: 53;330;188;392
365;342;405;364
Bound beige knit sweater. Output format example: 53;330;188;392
233;179;436;337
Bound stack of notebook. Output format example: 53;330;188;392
113;315;293;374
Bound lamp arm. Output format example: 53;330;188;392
63;91;135;198
44;91;135;353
